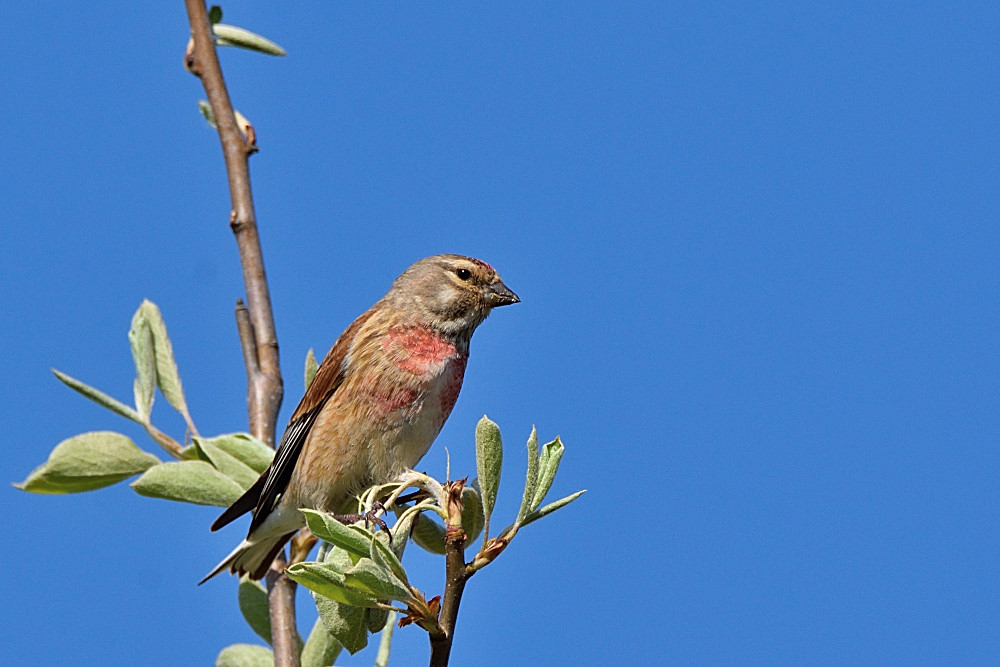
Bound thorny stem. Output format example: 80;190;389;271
182;1;294;665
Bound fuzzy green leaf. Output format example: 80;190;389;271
213;24;287;56
307;541;379;655
343;558;413;604
130;460;243;506
366;608;390;635
178;443;207;461
475;415;503;538
238;579;272;646
128;307;156;421
198;100;216;128
520;490;586;527
410;513;447;555
195;437;260;490
52;369;144;424
530;436;565;512
369;534;408;587
15;431;159;494
215;644;273;667
304;348;318;390
462;483;485;545
387;504;419;561
139;300;191;417
314;594;369;655
205;433;273;473
517;426;540;523
301;509;372;558
287;561;381;608
301;617;342;667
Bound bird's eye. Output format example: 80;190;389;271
456;268;472;281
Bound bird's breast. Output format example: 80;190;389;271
381;324;461;375
365;324;469;418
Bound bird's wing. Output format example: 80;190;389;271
210;309;374;533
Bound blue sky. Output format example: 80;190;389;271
3;2;999;665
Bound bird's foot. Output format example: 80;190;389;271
331;501;391;541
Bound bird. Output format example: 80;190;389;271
200;254;519;583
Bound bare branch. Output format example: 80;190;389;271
184;0;283;447
182;1;294;665
266;556;299;663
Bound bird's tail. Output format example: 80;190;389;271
199;531;295;585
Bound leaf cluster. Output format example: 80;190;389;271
287;416;586;655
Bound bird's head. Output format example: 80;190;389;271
386;254;520;337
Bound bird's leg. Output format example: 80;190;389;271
364;500;391;538
329;470;444;541
330;501;391;540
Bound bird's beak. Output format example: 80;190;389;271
486;280;520;307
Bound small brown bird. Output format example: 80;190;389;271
201;254;519;583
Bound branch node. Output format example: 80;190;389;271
235;298;259;376
184;38;200;76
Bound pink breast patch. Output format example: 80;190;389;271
383;325;459;375
367;384;419;416
440;355;468;415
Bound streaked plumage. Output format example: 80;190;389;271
201;254;519;583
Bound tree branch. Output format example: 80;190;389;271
266;555;299;660
429;480;474;667
183;0;283;446
182;2;294;665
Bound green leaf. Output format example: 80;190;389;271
300;509;372;559
374;611;397;667
520;490;586;527
461;483;485;545
195;437;260;490
287;561;381;608
476;415;503;540
205;433;274;473
369;534;408;587
387;505;419;561
238;579;272;646
213;24;287;56
314;594;369;655
198;100;217;128
215;644;273;667
530;436;565;512
14;431;159;494
366;608;390;635
52;369;144;424
178;443;207;461
130;460;243;506
300;617;342;667
304;348;318;390
208;5;222;25
343;559;413;604
306;541;382;655
517;426;540;523
128;306;155;421
138;300;191;419
410;513;447;555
